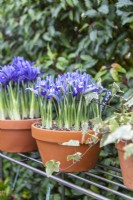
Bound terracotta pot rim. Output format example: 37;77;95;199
115;140;131;151
32;122;94;134
0;118;41;130
31;123;100;144
0;118;41;122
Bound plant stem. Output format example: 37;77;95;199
0;87;5;119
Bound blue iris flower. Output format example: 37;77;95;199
0;57;41;86
26;70;111;110
0;65;17;84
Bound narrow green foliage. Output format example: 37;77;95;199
0;87;6;119
0;179;12;200
0;82;40;120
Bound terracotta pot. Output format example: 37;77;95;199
116;141;133;190
32;123;101;172
0;119;40;153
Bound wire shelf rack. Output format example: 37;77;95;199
0;152;133;200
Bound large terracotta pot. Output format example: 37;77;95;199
0;119;40;153
32;123;101;172
116;141;133;190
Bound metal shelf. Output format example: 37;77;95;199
0;152;133;200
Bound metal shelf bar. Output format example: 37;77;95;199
97;163;121;173
67;173;133;200
0;153;110;200
94;168;123;180
17;153;124;190
1;153;133;200
18;153;42;164
85;172;126;189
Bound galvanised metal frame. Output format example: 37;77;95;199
0;152;133;200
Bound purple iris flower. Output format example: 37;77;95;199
77;83;84;93
47;89;54;99
19;67;40;82
34;79;47;96
12;56;34;69
0;65;17;84
73;87;78;96
33;76;62;102
84;83;103;95
25;88;39;96
26;70;111;111
36;77;46;88
0;57;41;86
46;87;61;102
41;90;46;96
0;72;7;84
12;57;40;82
55;77;67;93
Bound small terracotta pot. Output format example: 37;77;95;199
0;119;40;153
32;123;101;172
116;141;133;190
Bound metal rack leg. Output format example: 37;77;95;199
61;174;65;200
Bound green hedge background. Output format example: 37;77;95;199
0;0;133;199
0;0;133;76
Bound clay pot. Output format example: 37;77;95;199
0;119;40;153
32;123;101;172
116;141;133;190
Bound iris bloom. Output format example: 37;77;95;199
0;57;41;120
27;71;111;130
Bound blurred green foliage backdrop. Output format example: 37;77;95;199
0;0;133;76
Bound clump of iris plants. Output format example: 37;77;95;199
0;57;40;120
27;71;111;130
